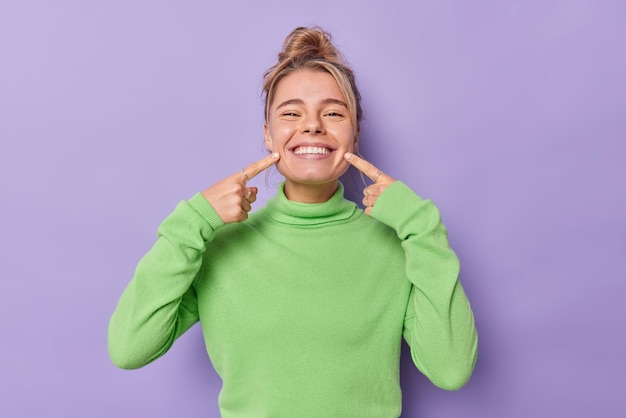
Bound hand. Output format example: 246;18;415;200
344;152;396;216
201;152;280;223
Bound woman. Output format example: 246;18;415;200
109;26;478;417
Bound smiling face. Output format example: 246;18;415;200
264;70;358;201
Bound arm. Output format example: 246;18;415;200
108;153;279;370
108;194;224;369
344;153;478;390
373;181;478;391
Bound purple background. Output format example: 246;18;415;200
1;1;624;417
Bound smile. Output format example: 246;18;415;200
293;146;332;155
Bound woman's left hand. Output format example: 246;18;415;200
344;152;396;216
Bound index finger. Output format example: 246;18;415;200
344;152;384;182
241;152;280;182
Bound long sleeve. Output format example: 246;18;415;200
108;193;224;370
371;181;478;391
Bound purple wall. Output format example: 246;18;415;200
1;1;624;417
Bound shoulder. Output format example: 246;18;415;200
349;206;402;244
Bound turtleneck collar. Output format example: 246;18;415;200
265;182;358;226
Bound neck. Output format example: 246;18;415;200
284;180;339;203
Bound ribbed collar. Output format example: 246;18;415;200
266;182;358;226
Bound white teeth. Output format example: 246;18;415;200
293;146;330;155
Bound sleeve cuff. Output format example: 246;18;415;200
187;193;225;231
371;181;425;227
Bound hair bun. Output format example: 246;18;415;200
278;26;343;66
263;26;362;127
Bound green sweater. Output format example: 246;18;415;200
109;181;477;417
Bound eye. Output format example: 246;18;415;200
281;111;299;118
324;111;346;120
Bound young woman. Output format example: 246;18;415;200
109;26;478;417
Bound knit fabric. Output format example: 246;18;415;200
109;181;477;418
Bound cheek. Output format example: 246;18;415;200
268;125;294;147
334;126;357;150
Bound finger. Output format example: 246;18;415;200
362;194;378;207
241;152;280;183
344;152;384;183
241;198;252;213
246;186;258;203
364;184;386;198
236;211;249;222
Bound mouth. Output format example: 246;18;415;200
290;144;336;157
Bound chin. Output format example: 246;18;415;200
278;160;349;183
279;166;342;183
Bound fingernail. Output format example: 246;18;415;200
272;152;279;159
344;152;353;161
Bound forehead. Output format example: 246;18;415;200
272;70;346;105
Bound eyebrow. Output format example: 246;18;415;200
275;98;348;110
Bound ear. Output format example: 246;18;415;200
353;125;360;153
264;123;273;151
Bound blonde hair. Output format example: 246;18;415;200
262;27;363;133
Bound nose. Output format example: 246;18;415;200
302;113;324;135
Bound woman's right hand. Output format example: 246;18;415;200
201;152;280;224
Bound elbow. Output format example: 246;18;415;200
431;351;477;391
432;369;473;391
108;324;153;370
108;341;146;370
109;354;142;371
108;326;171;370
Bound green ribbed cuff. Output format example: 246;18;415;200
188;193;225;231
371;181;425;228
